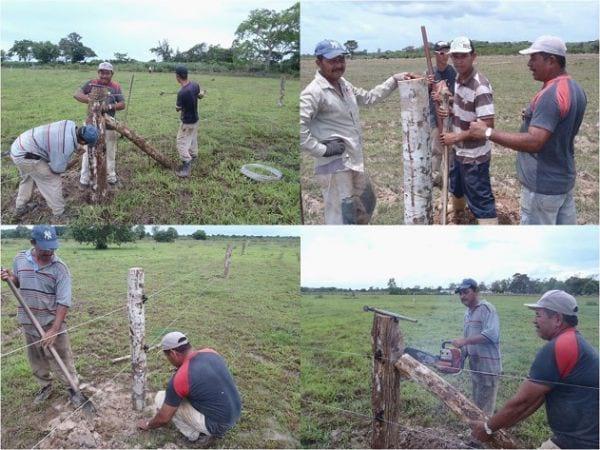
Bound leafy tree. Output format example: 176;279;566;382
344;40;358;59
31;41;60;64
0;49;10;62
183;43;208;62
58;33;96;63
192;229;207;240
233;2;299;70
133;225;146;239
387;278;401;295
113;52;132;63
150;39;173;62
509;273;532;294
9;39;34;61
70;224;136;249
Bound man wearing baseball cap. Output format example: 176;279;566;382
9;120;99;219
471;290;598;448
448;278;501;416
0;226;81;405
469;36;587;224
74;61;126;186
300;39;417;224
438;37;498;225
427;40;457;187
138;331;242;443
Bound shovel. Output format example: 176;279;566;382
3;276;97;416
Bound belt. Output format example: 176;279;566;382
24;152;43;160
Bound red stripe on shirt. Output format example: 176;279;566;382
172;349;219;398
531;75;572;119
554;327;578;379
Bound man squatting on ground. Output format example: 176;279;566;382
427;40;457;188
10;121;99;219
174;65;203;178
450;278;501;416
300;39;416;225
437;37;498;224
470;290;598;449
0;226;81;405
469;36;587;225
74;61;125;186
138;332;241;443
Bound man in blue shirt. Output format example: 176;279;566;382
174;65;203;178
10;121;98;218
470;290;598;449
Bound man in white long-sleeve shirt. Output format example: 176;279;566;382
10;120;99;219
300;39;414;224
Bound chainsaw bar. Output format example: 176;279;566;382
404;347;439;366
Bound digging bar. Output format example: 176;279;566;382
4;277;96;414
363;305;418;323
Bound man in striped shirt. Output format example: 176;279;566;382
439;37;498;224
0;226;80;405
10;121;99;218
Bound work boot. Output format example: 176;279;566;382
34;384;52;404
194;434;216;446
477;217;499;225
15;202;38;219
448;195;467;214
176;160;192;178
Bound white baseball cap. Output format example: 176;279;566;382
161;331;189;350
524;290;579;316
449;36;473;54
519;36;567;57
98;61;114;72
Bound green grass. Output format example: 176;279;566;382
300;293;599;448
1;69;300;224
301;54;599;224
1;237;300;449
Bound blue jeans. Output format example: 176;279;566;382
520;185;577;225
450;159;497;219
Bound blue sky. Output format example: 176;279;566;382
301;226;600;288
301;0;599;54
1;0;296;61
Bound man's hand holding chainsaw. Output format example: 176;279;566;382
451;334;489;348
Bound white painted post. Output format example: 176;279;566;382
224;244;233;278
127;267;146;411
398;78;433;224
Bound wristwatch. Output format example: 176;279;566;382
483;422;494;435
485;127;493;140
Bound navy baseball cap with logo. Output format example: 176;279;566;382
455;278;478;293
314;39;348;59
31;225;59;250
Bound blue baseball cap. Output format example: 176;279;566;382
79;125;99;146
175;65;188;78
31;225;59;250
455;278;478;293
314;39;348;59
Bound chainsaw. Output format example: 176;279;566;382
404;341;464;374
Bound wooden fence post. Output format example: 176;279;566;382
127;267;146;411
395;354;520;449
371;314;404;448
241;240;248;255
277;76;286;107
87;85;109;201
398;78;433;224
223;244;233;278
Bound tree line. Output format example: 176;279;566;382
301;272;599;297
2;3;299;74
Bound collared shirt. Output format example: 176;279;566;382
463;299;502;375
10;120;78;173
12;249;72;328
452;68;494;162
81;79;124;117
300;70;398;173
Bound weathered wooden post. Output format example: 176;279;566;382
86;85;109;201
367;309;405;448
277;76;286;107
398;78;432;224
223;244;233;278
127;267;146;411
241;240;248;255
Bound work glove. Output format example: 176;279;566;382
322;139;345;157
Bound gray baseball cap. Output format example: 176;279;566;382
524;290;579;316
161;331;189;351
519;36;567;57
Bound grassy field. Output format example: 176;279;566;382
301;54;599;224
301;293;599;448
1;68;300;224
1;237;300;449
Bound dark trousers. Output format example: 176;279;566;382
450;159;497;219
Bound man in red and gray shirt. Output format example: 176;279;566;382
137;332;242;443
439;37;497;224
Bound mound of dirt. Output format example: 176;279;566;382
43;380;152;449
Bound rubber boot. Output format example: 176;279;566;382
477;217;499;225
176;160;192;178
